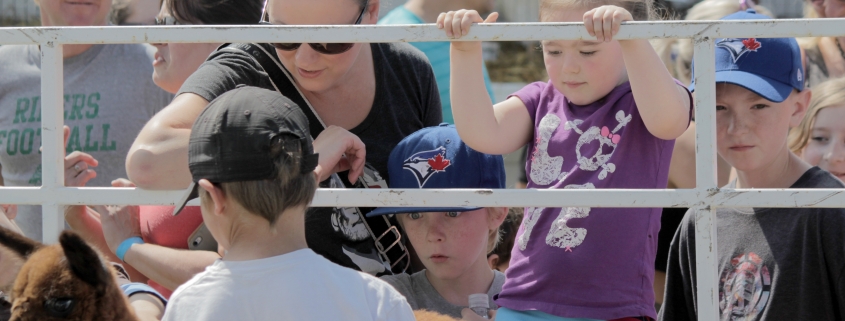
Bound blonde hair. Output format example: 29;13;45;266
200;136;317;225
788;78;845;154
654;0;774;85
540;0;658;21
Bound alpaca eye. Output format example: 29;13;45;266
44;298;75;318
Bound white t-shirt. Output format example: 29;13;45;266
162;249;415;321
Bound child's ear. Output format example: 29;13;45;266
487;207;508;230
0;226;40;290
487;254;500;270
59;231;113;294
790;89;812;128
198;179;227;217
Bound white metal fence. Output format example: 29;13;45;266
2;19;845;320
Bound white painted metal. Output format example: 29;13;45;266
1;19;845;45
0;21;843;321
1;187;844;207
39;44;65;244
692;38;720;321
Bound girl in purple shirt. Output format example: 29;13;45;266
438;1;692;320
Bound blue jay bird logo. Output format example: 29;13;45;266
402;147;452;187
716;38;763;63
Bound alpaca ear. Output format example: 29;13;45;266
0;225;41;289
59;231;113;293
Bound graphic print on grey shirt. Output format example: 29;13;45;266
177;42;442;275
0;44;173;240
659;167;845;321
381;270;506;318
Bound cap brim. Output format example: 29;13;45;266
366;206;482;217
172;182;199;216
690;70;794;103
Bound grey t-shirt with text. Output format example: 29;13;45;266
0;44;172;240
381;269;506;318
659;167;845;321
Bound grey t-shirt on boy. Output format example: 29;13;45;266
0;44;172;240
659;167;845;321
381;270;506;318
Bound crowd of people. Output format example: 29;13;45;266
0;0;844;320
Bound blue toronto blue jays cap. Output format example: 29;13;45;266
689;9;804;103
366;124;505;217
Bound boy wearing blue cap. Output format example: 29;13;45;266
370;124;508;319
658;10;845;321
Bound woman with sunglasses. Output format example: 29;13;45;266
127;0;441;282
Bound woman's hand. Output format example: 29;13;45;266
96;179;141;254
58;126;99;187
583;5;633;42
312;126;366;183
436;10;499;51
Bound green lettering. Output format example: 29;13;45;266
83;125;99;152
62;94;71;120
14;98;30;124
29;96;40;122
69;94;85;120
19;128;35;155
0;131;6;150
28;165;41;186
35;128;41;154
86;93;100;119
66;126;81;153
100;124;116;151
7;130;19;156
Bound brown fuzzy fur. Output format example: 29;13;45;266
0;227;137;321
413;309;461;321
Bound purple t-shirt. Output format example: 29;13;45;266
496;81;686;320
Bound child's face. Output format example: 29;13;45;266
541;7;628;105
801;106;845;181
397;209;493;279
715;84;809;173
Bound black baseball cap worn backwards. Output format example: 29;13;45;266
172;85;318;216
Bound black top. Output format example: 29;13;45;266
659;167;845;321
179;42;442;275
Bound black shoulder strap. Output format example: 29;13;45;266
224;43;326;138
220;43;409;274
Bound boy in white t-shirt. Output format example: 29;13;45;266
160;86;415;321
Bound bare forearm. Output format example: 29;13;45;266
450;46;526;154
126;125;193;189
621;39;690;140
123;243;220;291
127;94;209;190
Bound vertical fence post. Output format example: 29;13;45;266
40;42;65;244
692;36;720;320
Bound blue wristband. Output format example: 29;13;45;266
116;237;144;261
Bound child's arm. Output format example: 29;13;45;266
585;6;691;140
438;10;534;155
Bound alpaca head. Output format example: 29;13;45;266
0;227;135;321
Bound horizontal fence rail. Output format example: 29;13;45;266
1;19;845;44
1;187;845;208
2;20;844;321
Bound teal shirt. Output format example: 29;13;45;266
379;6;496;124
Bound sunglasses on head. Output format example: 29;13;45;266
259;0;368;55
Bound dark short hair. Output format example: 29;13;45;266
167;0;264;25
